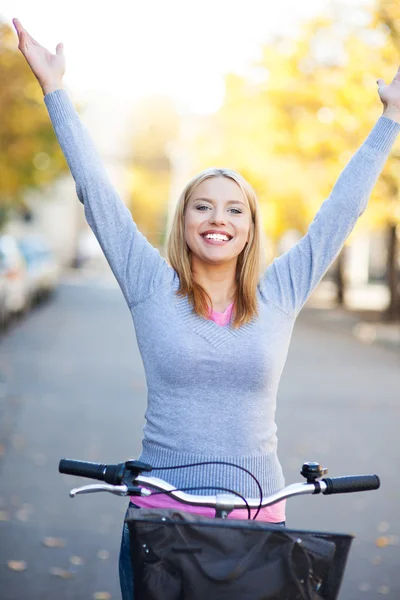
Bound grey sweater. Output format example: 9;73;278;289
45;90;399;497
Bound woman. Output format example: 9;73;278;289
13;17;400;599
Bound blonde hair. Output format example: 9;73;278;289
166;167;265;328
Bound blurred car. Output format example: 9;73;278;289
0;235;30;325
17;236;60;303
0;254;9;327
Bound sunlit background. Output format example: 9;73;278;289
1;0;400;325
3;0;363;111
1;1;400;598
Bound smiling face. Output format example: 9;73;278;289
184;176;252;268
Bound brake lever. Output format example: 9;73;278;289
69;483;153;498
69;484;129;498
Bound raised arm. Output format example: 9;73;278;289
259;68;400;317
13;18;172;309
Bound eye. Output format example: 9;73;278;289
195;205;242;214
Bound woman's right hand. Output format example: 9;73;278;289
12;18;65;95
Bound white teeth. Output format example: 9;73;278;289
204;234;230;241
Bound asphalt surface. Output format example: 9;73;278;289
0;271;399;599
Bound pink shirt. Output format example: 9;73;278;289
132;302;286;522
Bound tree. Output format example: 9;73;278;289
189;7;400;313
0;20;68;228
373;0;400;320
126;96;179;247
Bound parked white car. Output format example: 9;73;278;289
17;236;60;302
0;235;30;323
0;260;9;327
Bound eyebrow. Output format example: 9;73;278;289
192;197;247;206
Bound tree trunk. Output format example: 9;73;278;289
335;248;346;306
385;223;400;322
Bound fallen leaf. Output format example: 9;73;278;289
15;503;33;522
375;537;389;548
377;585;390;595
69;556;84;566
43;537;66;548
49;567;73;579
93;593;111;600
7;560;27;571
377;522;389;533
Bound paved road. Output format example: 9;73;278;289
0;272;399;599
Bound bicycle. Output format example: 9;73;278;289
59;457;380;599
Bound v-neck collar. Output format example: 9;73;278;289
209;301;234;316
173;282;256;349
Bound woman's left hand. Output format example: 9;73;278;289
377;67;400;123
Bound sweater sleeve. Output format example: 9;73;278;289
259;116;400;317
44;89;173;308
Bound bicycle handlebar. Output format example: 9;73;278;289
59;458;380;509
321;474;380;495
59;458;126;485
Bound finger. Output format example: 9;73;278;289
13;18;40;47
18;30;29;53
12;18;33;45
376;78;385;87
12;18;24;36
56;42;64;55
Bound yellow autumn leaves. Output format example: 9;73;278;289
0;20;68;227
2;3;400;250
127;3;400;254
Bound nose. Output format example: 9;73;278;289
209;208;227;226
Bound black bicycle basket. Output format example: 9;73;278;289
126;508;353;600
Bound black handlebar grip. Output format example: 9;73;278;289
322;475;380;495
59;459;107;481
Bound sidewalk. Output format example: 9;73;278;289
304;282;400;354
